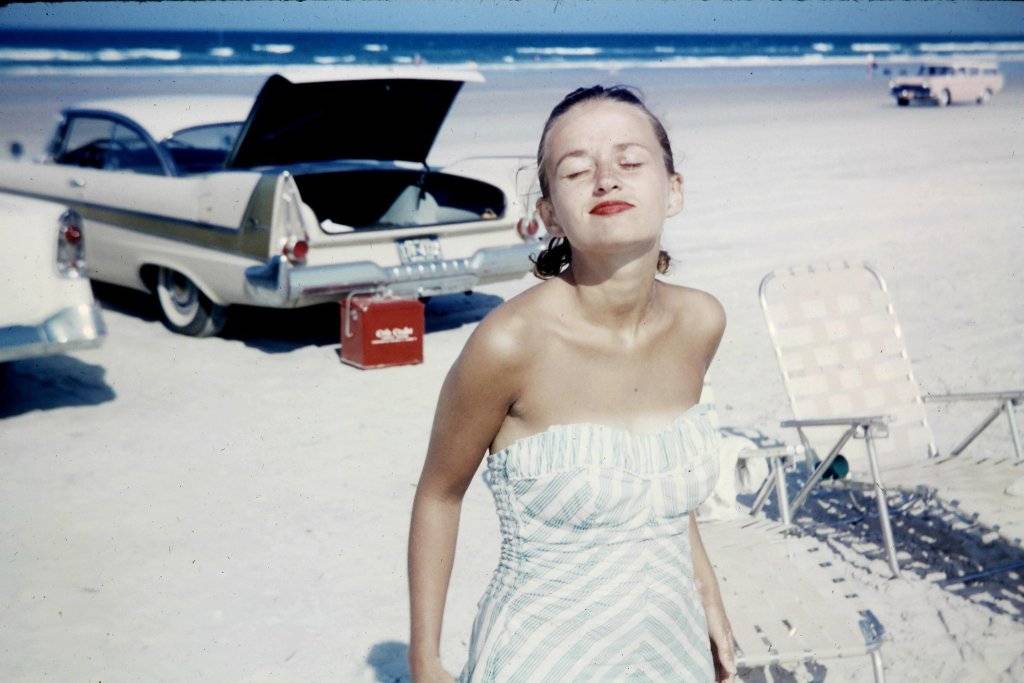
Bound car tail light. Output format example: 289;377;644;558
277;172;312;266
283;237;308;265
57;208;86;277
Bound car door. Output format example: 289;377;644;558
65;117;207;288
0;116;96;204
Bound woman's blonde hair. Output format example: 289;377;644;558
532;85;675;279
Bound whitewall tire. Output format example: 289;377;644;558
155;267;226;337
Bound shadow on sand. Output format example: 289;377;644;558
739;471;1024;622
0;354;115;418
92;280;503;354
90;281;161;322
226;292;504;354
424;292;504;334
365;640;412;682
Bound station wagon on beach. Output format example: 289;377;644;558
0;195;105;362
889;59;1004;107
0;68;543;336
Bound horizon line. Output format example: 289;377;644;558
2;27;1024;38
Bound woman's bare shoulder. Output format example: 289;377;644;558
462;278;563;369
659;282;726;336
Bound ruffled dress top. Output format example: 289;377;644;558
460;403;721;682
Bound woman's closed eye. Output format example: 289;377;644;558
563;167;592;180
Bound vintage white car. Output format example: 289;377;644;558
889;59;1004;107
0;194;106;362
0;68;543;336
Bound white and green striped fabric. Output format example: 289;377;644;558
460;403;721;682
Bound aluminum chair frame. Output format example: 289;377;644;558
756;261;1023;578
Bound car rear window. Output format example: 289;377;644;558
163;123;242;175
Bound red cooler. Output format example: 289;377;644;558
341;294;425;369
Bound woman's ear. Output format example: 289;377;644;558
666;173;684;217
536;197;563;237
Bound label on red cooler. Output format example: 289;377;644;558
371;326;417;345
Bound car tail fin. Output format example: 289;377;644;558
274;172;313;265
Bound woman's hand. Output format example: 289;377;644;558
706;602;737;682
410;656;456;683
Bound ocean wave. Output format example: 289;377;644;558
363;43;388;53
0;48;94;62
209;47;234;58
851;43;901;53
0;61;486;78
97;48;181;62
918;41;1024;53
252;43;294;54
812;42;833;53
478;52;912;72
313;55;358;64
653;46;675;54
6;50;1024;78
515;46;603;56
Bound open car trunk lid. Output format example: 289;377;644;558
225;74;470;169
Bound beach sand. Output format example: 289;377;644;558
1;65;1022;681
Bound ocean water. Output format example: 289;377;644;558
1;29;1023;76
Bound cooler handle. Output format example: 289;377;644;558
343;287;388;339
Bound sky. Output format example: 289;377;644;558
1;0;1023;35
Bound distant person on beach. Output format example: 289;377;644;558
408;86;736;682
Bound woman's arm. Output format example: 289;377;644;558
689;513;737;682
688;290;734;679
407;310;527;681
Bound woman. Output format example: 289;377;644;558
408;85;736;682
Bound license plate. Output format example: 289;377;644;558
397;236;442;264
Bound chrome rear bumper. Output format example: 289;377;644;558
244;242;542;306
0;304;107;363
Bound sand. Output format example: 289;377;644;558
1;64;1022;681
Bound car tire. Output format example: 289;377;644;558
938;89;951;107
897;97;910;107
976;89;992;105
155;266;226;337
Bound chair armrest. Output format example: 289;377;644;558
780;415;890;429
923;390;1024;404
737;445;805;460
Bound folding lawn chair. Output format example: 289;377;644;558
756;261;1023;577
697;387;886;681
702;517;887;682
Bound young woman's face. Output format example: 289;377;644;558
538;99;682;261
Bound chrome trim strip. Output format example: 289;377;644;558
0;303;107;363
244;241;541;306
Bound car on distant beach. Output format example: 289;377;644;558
0;67;542;336
0;194;106;362
888;59;1004;107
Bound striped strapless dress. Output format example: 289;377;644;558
459;403;721;682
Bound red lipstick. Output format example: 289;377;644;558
590;201;634;216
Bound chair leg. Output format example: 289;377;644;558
1005;399;1022;462
949;402;1005;456
865;435;901;578
751;466;777;515
773;455;792;527
789;427;856;515
870;649;886;683
797;427;816;476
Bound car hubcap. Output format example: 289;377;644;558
167;272;196;309
158;268;200;326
